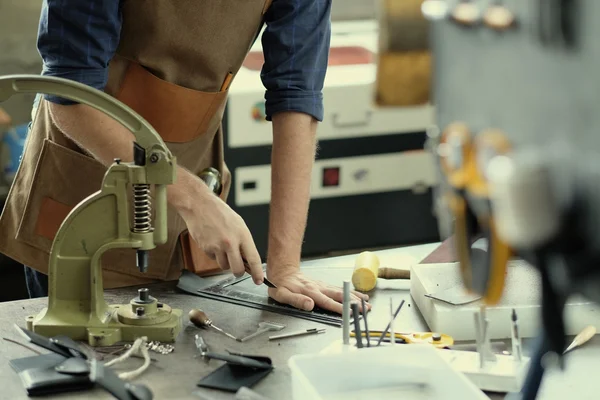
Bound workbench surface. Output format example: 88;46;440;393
1;243;598;400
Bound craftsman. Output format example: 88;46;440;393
0;1;368;313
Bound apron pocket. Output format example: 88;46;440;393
116;61;229;143
16;139;106;251
180;165;232;275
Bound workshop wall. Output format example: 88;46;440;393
331;0;375;21
0;0;376;125
0;0;42;125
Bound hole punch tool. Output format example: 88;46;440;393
0;75;182;346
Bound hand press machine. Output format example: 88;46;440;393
0;75;182;346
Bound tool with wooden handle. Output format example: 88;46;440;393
351;251;413;292
189;309;238;341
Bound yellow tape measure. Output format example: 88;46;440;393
350;330;454;348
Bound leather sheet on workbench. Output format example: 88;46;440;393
176;266;355;327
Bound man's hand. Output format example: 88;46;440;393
267;265;370;314
172;174;264;285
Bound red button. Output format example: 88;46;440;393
322;167;340;187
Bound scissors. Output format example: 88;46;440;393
351;330;454;348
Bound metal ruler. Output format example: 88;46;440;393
177;266;355;327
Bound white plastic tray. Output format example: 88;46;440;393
289;345;488;400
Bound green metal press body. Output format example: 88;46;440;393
0;75;183;346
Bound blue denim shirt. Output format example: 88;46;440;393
36;0;330;122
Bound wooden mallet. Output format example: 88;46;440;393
351;251;413;292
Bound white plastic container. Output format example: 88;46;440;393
289;345;488;400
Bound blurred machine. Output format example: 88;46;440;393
376;0;600;398
225;20;440;259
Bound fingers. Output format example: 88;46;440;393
227;250;245;278
302;286;343;314
352;290;370;301
241;239;263;285
318;286;371;312
215;252;230;271
270;286;314;311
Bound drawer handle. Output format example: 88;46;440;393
332;111;372;128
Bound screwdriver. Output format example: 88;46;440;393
189;309;238;341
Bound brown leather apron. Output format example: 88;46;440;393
0;0;272;288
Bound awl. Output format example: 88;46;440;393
268;328;326;340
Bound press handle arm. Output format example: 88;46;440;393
0;75;170;157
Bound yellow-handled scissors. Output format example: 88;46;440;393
350;330;454;348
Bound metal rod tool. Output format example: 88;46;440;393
342;280;350;345
269;328;326;341
351;302;363;348
474;306;497;369
361;298;370;347
511;309;523;362
390;298;395;347
376;299;405;346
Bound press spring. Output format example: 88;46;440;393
133;184;152;233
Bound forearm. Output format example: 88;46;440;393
267;111;317;269
49;103;213;215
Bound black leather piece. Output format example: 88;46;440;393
11;328;153;400
197;352;273;393
10;353;66;374
226;351;272;366
203;352;272;369
18;364;93;396
55;357;90;376
197;363;273;393
50;335;89;359
15;326;74;359
126;383;155;400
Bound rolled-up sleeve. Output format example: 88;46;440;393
260;0;331;122
37;0;122;104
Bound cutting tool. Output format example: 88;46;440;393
350;330;454;348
